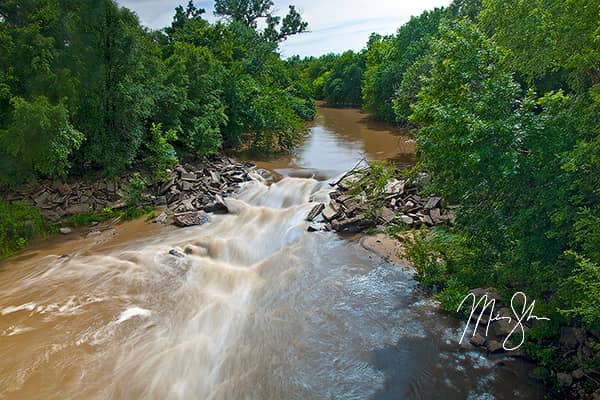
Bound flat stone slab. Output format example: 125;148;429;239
173;211;211;227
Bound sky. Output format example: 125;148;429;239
118;0;451;58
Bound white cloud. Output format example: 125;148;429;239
118;0;451;57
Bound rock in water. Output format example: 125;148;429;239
169;249;185;258
154;212;168;224
59;227;73;235
173;211;211;227
306;203;325;221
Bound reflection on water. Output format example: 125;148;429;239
240;106;416;180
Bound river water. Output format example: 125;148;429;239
0;107;543;399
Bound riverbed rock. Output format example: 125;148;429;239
470;333;487;347
331;215;373;233
59;227;73;235
169;249;186;258
154;212;168;224
322;205;340;221
493;317;517;337
173;211;211;227
306;203;325;222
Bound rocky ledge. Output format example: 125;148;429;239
306;169;455;234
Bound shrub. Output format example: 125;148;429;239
123;173;148;207
145;123;178;184
0;201;54;259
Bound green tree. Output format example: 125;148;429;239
480;0;600;90
214;0;308;42
0;96;83;184
71;0;156;173
363;7;447;122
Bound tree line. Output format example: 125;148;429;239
0;0;315;185
295;0;600;370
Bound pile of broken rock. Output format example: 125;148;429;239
306;171;455;233
155;156;257;227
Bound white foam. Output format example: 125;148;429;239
1;302;37;315
116;307;152;324
2;325;34;336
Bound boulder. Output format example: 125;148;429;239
493;318;516;337
203;197;228;214
180;171;197;181
430;208;442;223
154;196;167;206
181;181;194;192
424;196;442;210
169;249;185;258
322;205;340;221
106;180;117;193
159;178;175;195
572;368;585;380
385;179;405;195
378;207;396;224
469;333;487;347
307;222;327;232
486;340;504;353
331;215;373;233
400;215;414;225
66;203;91;215
306;203;325;222
173;211;211;227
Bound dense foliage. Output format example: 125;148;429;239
292;51;364;107
0;0;314;185
293;0;600;381
0;201;54;259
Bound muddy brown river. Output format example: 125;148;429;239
0;106;544;399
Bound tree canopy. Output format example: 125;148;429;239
0;0;314;184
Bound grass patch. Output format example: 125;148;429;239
67;206;155;227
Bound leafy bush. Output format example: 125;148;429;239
560;252;600;330
0;201;54;259
347;161;397;219
0;97;84;185
144;123;178;184
123;173;148;207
